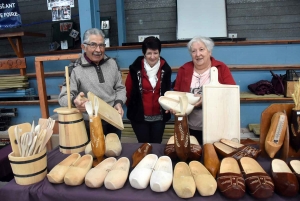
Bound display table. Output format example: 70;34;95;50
0;143;299;201
0;145;13;181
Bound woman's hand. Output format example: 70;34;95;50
193;94;202;108
74;92;88;112
165;109;177;115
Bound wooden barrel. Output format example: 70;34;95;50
8;148;47;185
54;107;89;154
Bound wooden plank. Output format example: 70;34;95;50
203;67;240;144
0;58;26;70
35;61;49;118
35;53;80;61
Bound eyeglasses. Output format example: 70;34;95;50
84;42;106;49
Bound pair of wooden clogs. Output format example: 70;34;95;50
172;161;217;198
158;91;201;115
85;157;130;190
47;153;93;186
129;154;173;192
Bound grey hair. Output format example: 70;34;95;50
82;28;105;44
187;36;214;53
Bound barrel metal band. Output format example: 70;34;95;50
58;118;84;124
13;167;47;178
59;140;89;149
9;152;46;164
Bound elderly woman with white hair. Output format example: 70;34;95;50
173;36;236;145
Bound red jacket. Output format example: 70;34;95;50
174;57;236;92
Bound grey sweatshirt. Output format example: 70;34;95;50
58;54;126;107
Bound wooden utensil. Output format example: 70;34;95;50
8;123;31;157
202;67;240;144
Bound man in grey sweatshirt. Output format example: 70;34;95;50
58;28;126;138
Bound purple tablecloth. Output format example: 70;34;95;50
0;143;299;201
0;145;13;181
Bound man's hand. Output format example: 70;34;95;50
74;92;88;112
114;103;124;117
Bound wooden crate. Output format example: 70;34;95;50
284;80;298;98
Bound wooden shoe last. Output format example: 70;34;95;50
172;162;196;198
271;159;299;197
217;157;245;199
47;153;80;184
203;143;220;178
239;157;274;199
189;161;217;196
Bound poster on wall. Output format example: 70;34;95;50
47;0;73;21
0;0;22;30
47;0;74;10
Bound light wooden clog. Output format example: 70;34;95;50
129;154;158;189
150;156;173;192
158;96;194;115
85;157;117;188
47;153;81;184
164;91;201;105
64;154;93;186
189;161;217;196
172;162;196;198
104;157;130;190
105;133;122;157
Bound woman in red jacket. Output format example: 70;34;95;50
173;36;236;145
125;37;172;143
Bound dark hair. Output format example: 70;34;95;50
142;36;161;55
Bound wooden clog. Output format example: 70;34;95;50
85;157;117;188
47;153;81;184
271;159;299;197
132;143;152;168
64;154;93;186
203;143;220;178
104;157;130;190
172;162;196;198
174;114;190;162
217;157;245;199
150;156;173;192
265;111;287;158
189;161;217;196
239;157;274;199
105;133;122;157
129;154;158;189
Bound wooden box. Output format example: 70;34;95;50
284;81;298;97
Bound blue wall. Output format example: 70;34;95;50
4;43;300;128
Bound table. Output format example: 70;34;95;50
0;143;299;201
0;31;46;75
0;145;13;181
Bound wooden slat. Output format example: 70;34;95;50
0;31;46;38
35;53;80;61
0;58;26;70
